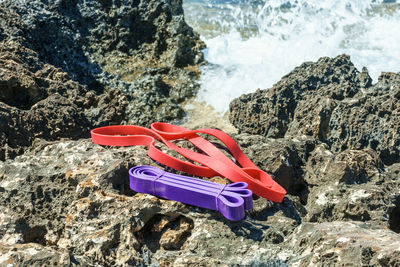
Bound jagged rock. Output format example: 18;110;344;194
2;0;204;87
0;243;70;266
230;55;362;137
0;140;147;249
303;146;399;230
304;145;383;186
0;208;24;246
287;221;400;266
305;182;398;224
234;132;399;231
1;0;205;126
229;55;400;165
0;0;205;160
0;133;398;265
0;39;126;161
2;4;400;263
0;139;304;266
234;133;317;199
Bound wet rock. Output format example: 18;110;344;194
288;221;400;266
229;55;400;165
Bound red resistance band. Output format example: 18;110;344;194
90;123;286;202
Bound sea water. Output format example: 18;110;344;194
183;0;400;114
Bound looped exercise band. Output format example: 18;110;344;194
91;122;286;202
129;165;253;221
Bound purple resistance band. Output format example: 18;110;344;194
129;165;253;221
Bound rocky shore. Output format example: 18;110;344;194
0;1;399;266
0;0;204;161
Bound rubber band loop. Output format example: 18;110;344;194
215;184;227;213
91;123;286;202
129;166;252;220
152;170;165;195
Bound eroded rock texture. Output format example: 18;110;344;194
4;0;205;125
227;55;400;265
229;55;400;165
289;221;400;266
0;35;126;160
0;0;204;160
1;1;400;265
0;140;297;266
0;136;399;266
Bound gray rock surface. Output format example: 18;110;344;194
233;133;317;201
227;56;400;265
1;136;399;266
288;221;400;266
0;242;69;267
2;0;204;90
229;55;400;165
0;139;299;266
234;133;400;233
304;147;399;226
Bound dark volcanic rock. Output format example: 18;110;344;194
304;145;383;186
229;54;400;241
2;1;400;265
0;0;205;160
234;133;399;231
234;133;317;200
1;0;205;126
2;0;204;89
0;37;126;161
229;55;400;165
300;144;399;232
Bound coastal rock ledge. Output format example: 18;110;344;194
0;0;399;266
230;54;400;165
0;0;204;161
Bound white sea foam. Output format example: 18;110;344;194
183;0;400;113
